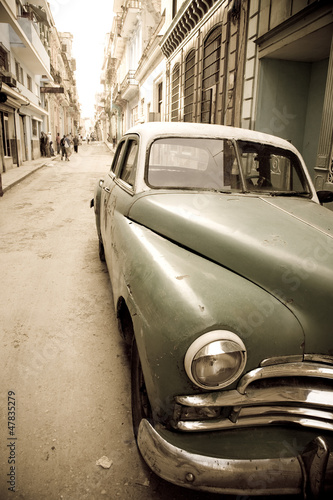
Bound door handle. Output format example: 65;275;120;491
103;186;111;193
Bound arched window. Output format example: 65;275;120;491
171;64;180;122
201;25;222;123
184;50;195;122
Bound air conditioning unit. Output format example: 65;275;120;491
3;75;17;87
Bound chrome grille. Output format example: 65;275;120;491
174;358;333;433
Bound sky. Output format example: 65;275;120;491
49;0;114;119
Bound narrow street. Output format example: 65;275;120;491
0;143;225;500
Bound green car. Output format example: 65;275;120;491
93;122;333;497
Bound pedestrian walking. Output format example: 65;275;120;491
56;133;61;154
73;135;79;153
47;132;55;156
40;132;46;157
45;133;51;157
66;134;73;158
60;135;70;161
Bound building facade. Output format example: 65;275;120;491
0;0;80;175
46;31;80;143
245;0;333;191
100;0;333;192
98;0;165;143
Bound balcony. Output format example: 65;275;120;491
8;16;50;76
120;1;141;36
111;17;126;60
120;70;139;101
50;64;62;85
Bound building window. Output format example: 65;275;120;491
15;61;20;82
201;25;222;124
171;64;180;122
0;44;9;71
172;0;177;18
184;50;195;122
32;119;38;137
158;82;163;114
131;105;138;126
27;75;32;91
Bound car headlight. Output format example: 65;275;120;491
184;331;247;390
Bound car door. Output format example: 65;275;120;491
100;135;139;291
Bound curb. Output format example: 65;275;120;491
1;156;58;195
2;163;47;194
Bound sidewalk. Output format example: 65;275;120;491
0;155;58;196
0;142;113;196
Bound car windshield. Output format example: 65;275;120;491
147;137;311;196
237;140;311;195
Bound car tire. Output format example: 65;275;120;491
131;339;152;439
98;239;105;262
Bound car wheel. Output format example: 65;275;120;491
131;339;152;439
98;239;105;262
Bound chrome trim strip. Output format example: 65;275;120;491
177;413;333;433
175;361;333;434
304;354;333;365
260;355;333;367
260;355;303;366
137;419;333;495
237;362;333;395
239;405;333;421
176;385;333;409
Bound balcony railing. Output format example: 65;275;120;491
120;70;137;91
120;70;139;101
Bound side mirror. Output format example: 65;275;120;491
317;190;333;204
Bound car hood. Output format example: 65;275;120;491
129;192;333;353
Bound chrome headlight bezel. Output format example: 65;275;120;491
184;331;247;390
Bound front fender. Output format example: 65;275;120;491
109;218;304;421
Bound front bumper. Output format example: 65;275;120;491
137;418;333;497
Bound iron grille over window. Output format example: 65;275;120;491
201;25;222;124
171;64;180;122
184;50;195;123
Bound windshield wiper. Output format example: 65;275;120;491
268;191;311;197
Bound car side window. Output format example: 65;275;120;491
110;140;125;174
119;140;138;186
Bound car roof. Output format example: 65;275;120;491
125;122;298;153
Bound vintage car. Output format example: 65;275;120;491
92;122;333;497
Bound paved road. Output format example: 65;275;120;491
0;144;218;500
0;143;302;500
